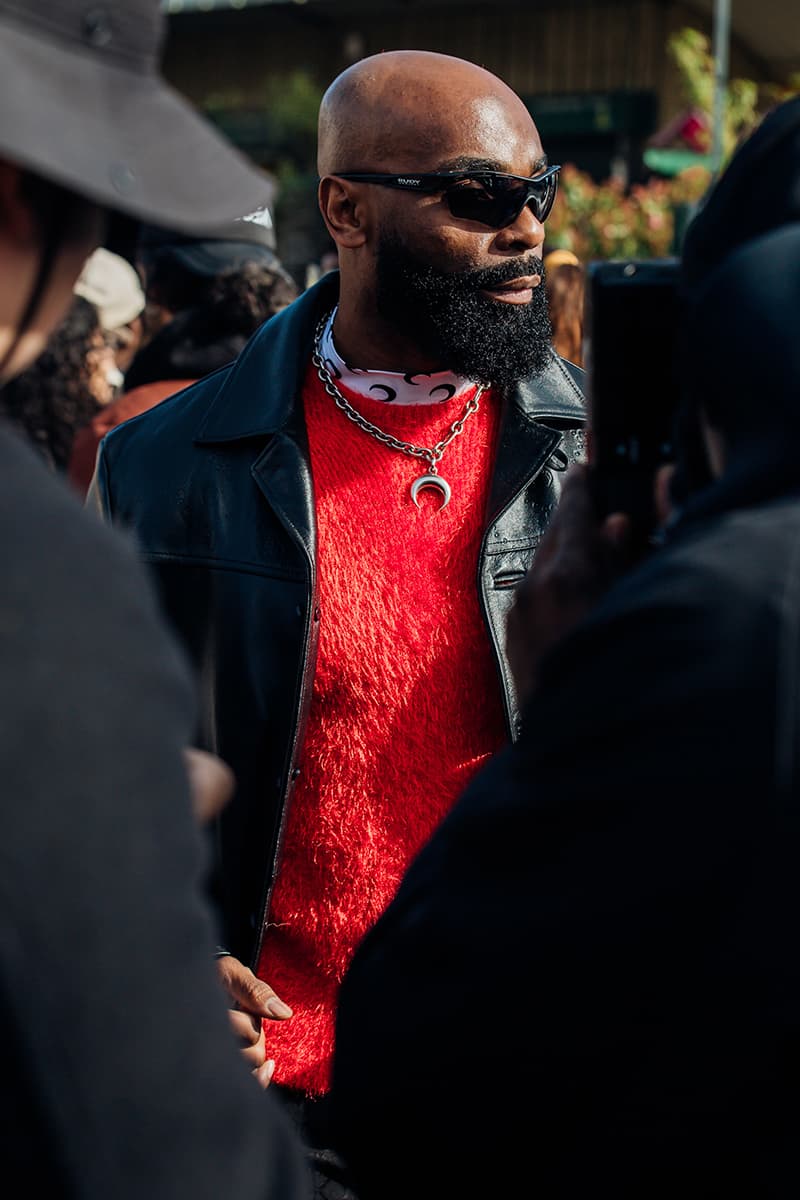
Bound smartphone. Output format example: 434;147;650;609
583;257;683;548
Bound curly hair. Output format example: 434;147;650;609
0;295;102;471
191;262;298;340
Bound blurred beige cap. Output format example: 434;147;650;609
74;248;145;331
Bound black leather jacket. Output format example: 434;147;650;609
91;272;586;963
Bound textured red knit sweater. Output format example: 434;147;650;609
257;363;506;1094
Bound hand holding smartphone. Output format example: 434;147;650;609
583;257;683;552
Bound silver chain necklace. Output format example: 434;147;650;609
312;313;484;510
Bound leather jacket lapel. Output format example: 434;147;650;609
251;429;317;573
488;352;585;523
487;403;563;525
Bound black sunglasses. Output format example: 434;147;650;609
334;165;561;229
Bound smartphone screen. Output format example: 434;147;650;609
584;258;683;546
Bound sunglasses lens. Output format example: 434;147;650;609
534;172;559;223
445;180;521;227
446;172;558;228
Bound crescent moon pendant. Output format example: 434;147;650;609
411;473;452;510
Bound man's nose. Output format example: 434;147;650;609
493;200;546;254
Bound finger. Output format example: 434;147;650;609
654;463;677;528
599;513;635;578
231;1012;268;1070
240;1037;267;1071
529;465;590;563
183;747;235;824
521;465;590;571
561;460;589;489
228;1008;263;1047
528;464;596;576
217;956;293;1020
253;1059;276;1090
228;1009;267;1070
600;512;631;550
551;462;596;532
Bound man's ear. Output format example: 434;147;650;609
0;160;37;243
318;177;368;250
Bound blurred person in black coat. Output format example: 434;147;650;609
0;1;309;1196
329;102;800;1200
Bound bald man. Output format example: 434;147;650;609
90;50;585;1196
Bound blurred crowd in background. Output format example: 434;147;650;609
6;10;794;497
0;223;595;490
0;210;300;492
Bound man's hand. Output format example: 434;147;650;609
506;464;631;707
217;955;293;1090
183;759;279;1089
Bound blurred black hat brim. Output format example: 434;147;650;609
0;6;271;233
681;95;800;293
685;223;800;415
151;240;282;278
670;221;800;505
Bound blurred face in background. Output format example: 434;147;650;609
86;328;119;406
0;162;105;383
110;315;145;375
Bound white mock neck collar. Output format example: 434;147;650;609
319;307;479;406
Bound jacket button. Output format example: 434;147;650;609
546;448;569;472
290;767;301;781
313;606;321;622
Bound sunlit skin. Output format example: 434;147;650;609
317;50;549;373
87;329;118;406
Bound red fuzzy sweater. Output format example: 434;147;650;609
257;363;506;1095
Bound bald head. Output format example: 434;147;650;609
316;51;550;382
317;51;537;176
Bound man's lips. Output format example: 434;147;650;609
479;274;542;304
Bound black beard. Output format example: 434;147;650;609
374;231;553;389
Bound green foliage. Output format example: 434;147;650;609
545;163;711;260
547;27;798;261
198;32;799;268
260;71;321;140
201;70;328;270
203;70;323;175
667;27;778;161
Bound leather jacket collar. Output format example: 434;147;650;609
194;271;584;444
